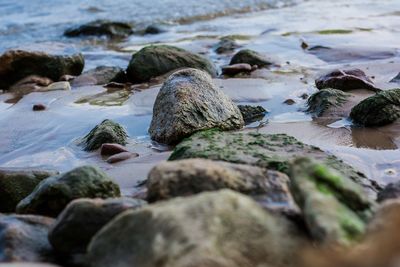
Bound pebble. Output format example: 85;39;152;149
33;104;46;111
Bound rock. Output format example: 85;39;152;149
81;119;128;151
0;214;54;262
144;24;167;34
315;69;380;92
221;63;253;75
100;143;129;156
88;190;302;267
0;50;84;90
149;69;244;144
390;72;400;83
106;152;137;164
72;66;126;87
36;81;71;92
230;49;274;68
289;157;374;245
126;45;217;83
169;129;379;197
215;37;240;54
377;182;400;202
64;20;133;38
237;105;267;124
306;88;350;117
0;264;60;267
367;199;400;235
283;99;296;105
33;104;46;111
49;198;145;254
16;166;120;217
0;168;58;213
350;88;400;126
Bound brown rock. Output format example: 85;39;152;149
283;99;296;105
106;152;138;163
100;143;129;156
221;63;253;76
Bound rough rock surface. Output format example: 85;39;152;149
149;69;244;144
238;105;267;124
88;190;302;267
72;66;126;86
49;198;145;254
126;45;217;83
377;181;400;202
64;20;133;38
350;88;400;126
306;88;350;117
0;50;84;89
229;49;274;67
16;166;120;217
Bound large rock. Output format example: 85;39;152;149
149;69;244;144
126;45;217;83
169;129;379;197
350;89;400;126
0;214;54;262
147;159;293;208
16;166;120;217
64;20;133;38
81;119;128;151
289;157;374;245
88;190;302;267
306;88;350;117
0;168;58;213
49;198;145;254
0;50;84;90
229;49;274;68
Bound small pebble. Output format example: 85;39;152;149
107;152;139;164
33;104;46;111
283;99;296;105
101;143;129;156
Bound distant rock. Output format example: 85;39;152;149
306;88;350;117
237;105;267;124
230;49;274;68
144;24;167;34
72;66;126;87
64;20;133;38
214;37;240;54
221;63;253;76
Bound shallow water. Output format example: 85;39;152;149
1;0;400;193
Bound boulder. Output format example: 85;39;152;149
237;105;267;124
72;66;126;86
350;88;400;126
0;168;58;213
64;20;133;38
49;198;145;254
16;166;120;217
0;50;84;90
81;119;128;151
0;214;54;262
126;45;217;83
88;190;302;267
229;49;274;68
306;88;350;117
149;69;244;144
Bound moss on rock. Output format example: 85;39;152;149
306;88;350;117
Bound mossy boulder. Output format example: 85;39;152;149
64;20;133;38
149;69;244;144
49;198;145;254
306;88;350;117
81;119;128;151
229;49;274;68
126;45;217;83
289;157;374;245
238;105;267;124
350;88;400;126
0;168;58;213
16;166;121;217
0;50;84;90
88;190;302;267
169;129;379;197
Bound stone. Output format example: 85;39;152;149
49;198;145;254
88;190;302;267
289;157;374;245
169;129;379;197
0;214;54;262
0;264;60;267
81;119;128;151
33;104;46;111
36;81;71;92
214;37;240;54
149;69;244;144
377;182;400;202
221;63;253;76
283;99;296;105
0;168;58;213
100;143;129;156
306;88;350;117
106;152;137;163
72;66;127;87
144;25;167;34
350;88;400;126
230;49;274;68
315;69;380;92
64;20;133;38
0;50;84;90
16;166;121;217
390;72;400;84
126;45;217;83
237;105;267;124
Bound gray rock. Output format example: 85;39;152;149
377;182;400;202
72;66;126;86
215;37;240;54
149;69;244;144
144;25;167;34
390;72;400;84
16;166;121;217
230;49;274;68
64;20;133;38
306;88;350;117
237;105;267;124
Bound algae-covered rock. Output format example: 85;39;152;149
49;198;145;254
350;88;400;126
289;157;374;245
88;190;302;267
149;69;244;144
81;119;128;151
0;50;84;90
306;88;350;117
0;168;58;213
169;129;378;196
64;20;133;38
238;105;267;124
0;214;54;262
126;45;217;83
230;49;274;68
16;166;120;217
